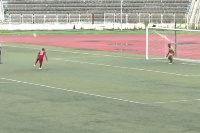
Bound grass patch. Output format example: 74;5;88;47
0;42;200;133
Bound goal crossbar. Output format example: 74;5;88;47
146;27;200;62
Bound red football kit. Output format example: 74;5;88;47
34;49;47;69
37;50;46;60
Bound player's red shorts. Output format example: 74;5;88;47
36;58;43;64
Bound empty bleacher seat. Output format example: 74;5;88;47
5;0;191;24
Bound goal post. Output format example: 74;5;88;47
146;27;200;62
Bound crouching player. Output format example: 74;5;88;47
166;43;175;64
34;48;48;69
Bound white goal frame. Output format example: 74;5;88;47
146;27;200;61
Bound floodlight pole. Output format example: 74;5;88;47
120;0;123;30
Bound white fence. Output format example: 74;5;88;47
7;14;92;24
6;13;188;25
0;13;192;30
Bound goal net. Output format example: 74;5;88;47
146;27;200;62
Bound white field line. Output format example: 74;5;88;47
180;62;199;66
52;58;200;77
0;82;16;84
3;44;200;77
4;45;200;66
0;77;147;105
1;77;200;105
152;59;200;66
3;45;135;59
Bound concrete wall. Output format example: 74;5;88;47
0;23;183;30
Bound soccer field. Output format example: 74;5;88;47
0;42;200;133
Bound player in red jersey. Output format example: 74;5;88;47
34;48;48;69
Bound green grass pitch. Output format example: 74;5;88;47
0;42;200;133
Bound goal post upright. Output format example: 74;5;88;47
174;22;177;57
146;26;149;60
146;26;200;62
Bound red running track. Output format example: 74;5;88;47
0;34;146;54
1;34;199;59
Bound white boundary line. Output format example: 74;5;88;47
0;77;147;105
4;44;200;66
3;44;200;76
3;45;135;59
0;82;16;84
152;59;200;66
5;44;200;66
52;58;200;77
1;77;200;105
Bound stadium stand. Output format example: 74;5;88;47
0;0;198;28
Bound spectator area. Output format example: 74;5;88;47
4;0;191;24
